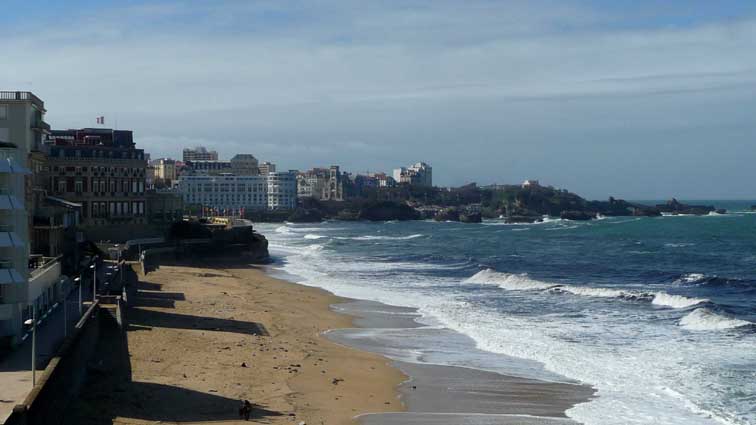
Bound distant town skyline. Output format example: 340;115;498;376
3;0;756;200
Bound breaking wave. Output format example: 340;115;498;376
679;308;753;331
303;234;327;240
466;269;708;309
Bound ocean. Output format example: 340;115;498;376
257;201;756;425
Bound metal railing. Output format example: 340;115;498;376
0;91;44;109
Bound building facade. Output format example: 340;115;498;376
182;146;218;162
393;162;433;187
183;160;232;175
296;166;344;201
176;171;297;213
230;154;259;175
0;91;65;346
45;128;147;226
258;161;276;175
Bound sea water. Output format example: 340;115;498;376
257;201;756;425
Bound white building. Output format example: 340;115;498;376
176;172;297;212
522;179;540;188
393;162;433;187
1;91;65;345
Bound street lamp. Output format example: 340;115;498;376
23;307;36;386
90;262;96;301
74;277;82;315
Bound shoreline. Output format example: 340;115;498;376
264;266;595;425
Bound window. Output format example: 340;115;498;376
58;180;66;193
75;180;83;193
0;105;7;120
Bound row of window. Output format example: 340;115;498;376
87;201;145;218
51;165;144;177
54;178;145;194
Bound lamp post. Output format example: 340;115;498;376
23;307;36;386
90;262;97;301
74;276;82;315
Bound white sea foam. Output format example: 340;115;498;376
465;269;556;290
652;292;708;309
303;234;327;240
679;308;753;331
467;269;707;309
676;273;706;284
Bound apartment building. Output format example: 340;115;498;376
45;128;147;226
0;92;65;346
393;162;433;187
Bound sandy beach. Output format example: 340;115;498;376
64;260;406;425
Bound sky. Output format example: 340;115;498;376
2;0;756;200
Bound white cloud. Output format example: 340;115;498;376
2;1;755;197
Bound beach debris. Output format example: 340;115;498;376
332;378;344;385
241;362;247;368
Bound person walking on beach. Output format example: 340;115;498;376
239;399;252;420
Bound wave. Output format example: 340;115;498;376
465;269;707;309
674;273;706;284
651;292;709;309
336;234;425;241
679;308;753;331
464;269;557;291
304;234;327;240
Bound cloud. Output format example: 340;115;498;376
2;1;756;198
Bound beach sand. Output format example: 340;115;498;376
64;260;405;425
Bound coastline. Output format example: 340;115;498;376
65;255;594;424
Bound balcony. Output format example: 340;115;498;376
31;120;51;132
0;91;45;110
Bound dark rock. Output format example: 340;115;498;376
560;210;596;220
434;208;460;221
286;208;323;223
357;201;420;221
505;215;542;224
459;212;482;223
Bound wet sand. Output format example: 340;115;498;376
325;300;595;425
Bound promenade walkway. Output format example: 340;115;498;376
0;261;123;423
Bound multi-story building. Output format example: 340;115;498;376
176;171;297;212
45;128;147;226
183;159;232;175
149;158;177;188
266;172;297;210
258;161;276;175
0;91;65;346
296;166;344;201
230;154;259;175
393;162;433;187
182;146;218;162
